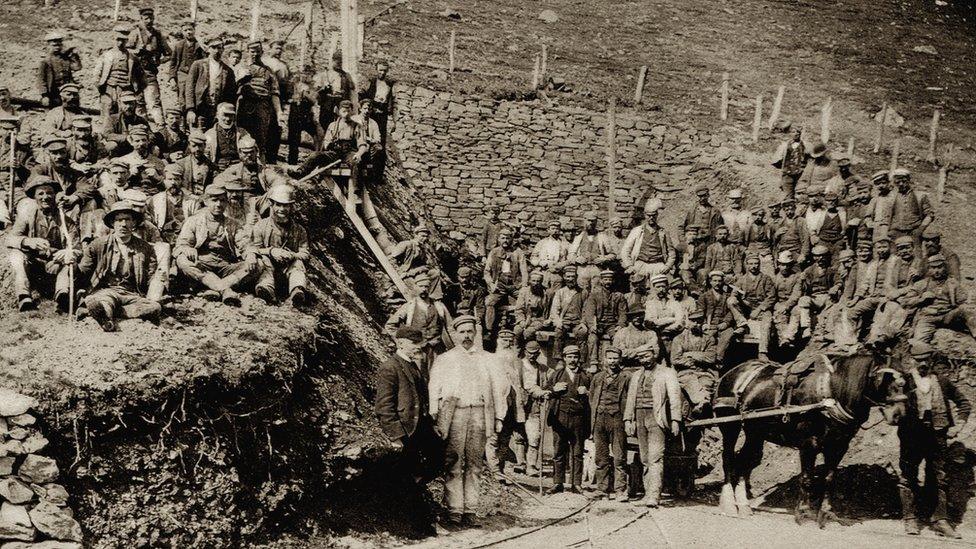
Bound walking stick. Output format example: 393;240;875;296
538;398;547;496
7;130;15;221
57;205;75;320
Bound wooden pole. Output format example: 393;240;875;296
889;137;900;180
847;137;854;156
299;2;313;72
767;85;785;130
340;0;359;87
249;0;261;41
607;98;617;219
720;72;729;121
820;97;832;144
541;44;548;84
938;143;952;202
7;131;14;221
448;31;456;73
357;14;365;57
751;93;763;143
873;102;887;153
928;108;940;163
190;0;198;22
113;0;121;21
531;54;540;90
634;65;648;105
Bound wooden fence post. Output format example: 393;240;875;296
767;85;784;130
720;72;729;121
847;137;854;157
190;0;198;22
889;137;900;179
249;0;261;41
358;14;365;56
751;94;763;142
541;44;548;84
113;0;122;21
820;97;832;144
448;31;456;73
873;102;887;153
634;65;647;105
299;1;313;72
928;109;940;163
531;54;540;90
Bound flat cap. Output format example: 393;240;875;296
205;36;224;47
452;315;477;330
892;168;911;178
395;326;423;343
547;219;560;228
247;39;263;49
811;244;830;255
561;264;577;273
927;254;947;266
599;269;615;278
626;304;645;318
921;226;941;240
838;249;855;261
139;6;155;14
127;124;149;138
497;328;514;338
727;188;743;199
457;266;472;277
164;162;186;177
525;340;541;353
649;274;669;286
217;102;236;114
237;135;257;150
562;345;580;357
41;135;67;149
70;117;92;129
870;170;890;184
604;347;621;358
777;250;795;264
629;272;647;283
204;185;228;198
669;278;686;289
44;31;65;42
188;129;207;144
644;197;663;213
338;99;354;110
895;235;914;246
708;270;725;278
58;82;80;94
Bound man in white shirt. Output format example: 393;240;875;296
485;329;527;483
531;219;567;286
429;315;502;527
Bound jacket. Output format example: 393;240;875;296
363;76;396;113
79;234;156;295
203;126;252;164
174;210;247;261
547;368;592;430
93;48;144;93
487;350;527;423
36;51;81;99
149;191;200;236
589;370;631;427
5;207;79;252
185;57;238;112
624;366;682;429
384;298;453;350
168;38;204;80
173;154;215;195
374;353;429;440
620;224;674;268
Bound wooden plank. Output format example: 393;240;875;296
687;401;828;428
249;0;261;41
873;102;887;153
767;85;784;130
607;98;617;218
634;65;647;105
531;54;540;90
720;72;729;121
820;97;832;144
751;93;763;142
928;108;940;163
448;31;456;73
357;14;365;57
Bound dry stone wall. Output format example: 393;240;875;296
392;86;737;241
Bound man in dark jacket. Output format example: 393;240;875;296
185;37;237;129
547;345;591;494
37;31;82;108
898;341;972;538
588;347;630;500
168;20;204;115
80;201;162;331
361;60;395;143
374;326;442;483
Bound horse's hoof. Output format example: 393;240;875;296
718;484;737;516
734;481;751;517
817;510;839;529
794;508;812;525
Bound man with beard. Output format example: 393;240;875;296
613;304;660;369
899;255;976;344
745;207;775;275
386;274;454;365
6;177;80;312
703;224;743;277
531;219;569;286
644;274;685;341
484;227;529;340
896;341;971;538
671;307;717;414
101;92;151;156
886;236;925;293
149;163;200;245
621;198;674;277
237;41;284;162
374;325;442;491
31;135;91;218
186;38;238;129
157;108;188;158
588;347;630;500
803;186;827;239
117;126;165;193
772;197;810;263
514;270;550;343
570;212;616;288
670;278;696;325
80;200;162;331
168;20;205;116
486;329;528;482
388;225;445;299
549;264;588;361
722;188;751;245
40;83;84;135
248;184;311;308
288;100;367;178
428;315;500;527
582;269;627;371
796;143;839;195
771;127;807;196
204;104;251;171
682;184;723;245
729;253;777;359
624;346;681;507
213;135;280;203
66;117;110;171
37;31;82;108
173;130;214;196
546;345;591;494
624;272;649;311
174;186;255;306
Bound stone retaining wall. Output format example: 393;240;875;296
392;86;736;241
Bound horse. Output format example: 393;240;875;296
711;341;908;527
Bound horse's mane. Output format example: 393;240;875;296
827;350;877;410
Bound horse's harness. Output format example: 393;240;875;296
815;355;905;425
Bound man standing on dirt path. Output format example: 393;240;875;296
80;201;163;332
520;340;551;477
37;31;82;109
588;347;629;501
129;7;171;127
771;127;806;197
374;326;442;484
485;329;527;483
169;20;204;117
624;346;681;508
546;344;591;495
94;25;146;124
897;341;971;538
428;315;501;528
174;185;255;306
237;41;284;163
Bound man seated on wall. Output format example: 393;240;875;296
287;99;367;179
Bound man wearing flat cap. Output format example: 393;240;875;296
39;83;84;135
30;135;92;217
896;340;971;538
247;184;311;308
530;218;569;285
5;176;81;312
386;272;454;366
484;226;529;341
186;38;238;129
699;270;740;363
158;108;188;158
288;99;367;178
94;25;146;121
100;92;151;155
721;188;751;245
174;185;255;306
79;200;163;331
213;135;282;200
795;244;841;339
670;306;717;414
238;40;284;162
149;163;200;245
37;31;82;108
65;117;110;170
771;250;804;345
682;184;723;246
583;269;627;370
168;20;205;115
601;216;627;262
621;197;674;277
387;224;446;299
729;252;776;359
644;273;685;342
570;211;617;288
588;346;630;500
703;224;743;278
316;50;356;139
549;263;588;360
129;7;171;126
374;325;442;486
546;344;591;494
863;171;896;240
117;125;166;191
898;254;976;344
888;169;934;244
613;303;659;368
520;340;552;476
485;329;528;482
172;130;214;196
428;314;500;527
513;270;550;343
772;198;811;263
203;103;253;171
744;207;775;275
920;226;960;281
452;265;486;326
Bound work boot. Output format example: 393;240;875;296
569;485;582;494
903;519;920;536
289;288;307;308
255;286;276;305
55;292;70;314
546;484;565;495
461;513;481;528
513;463;526;475
17;296;36;312
88;302;117;333
221;289;241;307
932;520;961;539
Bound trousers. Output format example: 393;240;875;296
85;287;161;320
176;254;253;291
443;405;486;515
897;422;948;522
635;408;666;503
522;410;542;470
8;249;71;301
592;411;627;494
255;258;307;298
727;296;772;353
485;404;524;475
913;309;976;344
552;410;586;487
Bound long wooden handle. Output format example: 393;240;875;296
7;131;14;218
57;205;75;319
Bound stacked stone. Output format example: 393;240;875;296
0;389;82;549
393;85;734;242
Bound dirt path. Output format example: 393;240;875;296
410;496;975;549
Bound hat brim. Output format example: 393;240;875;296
103;207;144;227
24;181;62;198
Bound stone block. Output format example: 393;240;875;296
0;503;34;542
6;416;34;428
18;456;58;485
0;480;32;505
0;391;37;418
29;484;68;507
28;502;82;542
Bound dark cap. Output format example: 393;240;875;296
395;326;423;343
